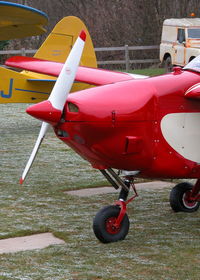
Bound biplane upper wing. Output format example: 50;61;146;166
6;56;148;86
0;1;48;40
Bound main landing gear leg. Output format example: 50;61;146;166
93;169;138;243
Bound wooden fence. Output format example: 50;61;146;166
0;45;160;71
96;45;160;70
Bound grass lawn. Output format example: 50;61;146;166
0;100;199;279
129;67;166;77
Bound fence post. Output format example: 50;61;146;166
21;48;26;56
125;45;130;72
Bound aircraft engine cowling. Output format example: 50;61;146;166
55;79;156;171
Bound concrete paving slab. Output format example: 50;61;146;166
67;186;118;197
66;181;174;197
0;233;65;254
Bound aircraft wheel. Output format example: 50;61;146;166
169;182;200;212
93;205;129;243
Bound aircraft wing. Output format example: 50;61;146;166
0;2;48;40
6;56;148;86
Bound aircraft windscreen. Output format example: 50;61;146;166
183;55;200;73
188;28;200;39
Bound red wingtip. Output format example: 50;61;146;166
19;178;24;185
80;30;86;42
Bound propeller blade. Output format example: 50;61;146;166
48;29;86;111
20;30;86;184
20;122;49;184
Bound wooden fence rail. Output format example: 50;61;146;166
0;45;160;71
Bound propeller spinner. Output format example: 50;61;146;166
20;30;86;184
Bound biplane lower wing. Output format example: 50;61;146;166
6;56;148;86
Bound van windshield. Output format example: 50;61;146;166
184;55;200;73
188;28;200;39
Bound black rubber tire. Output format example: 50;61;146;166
93;205;130;243
164;56;172;72
169;182;200;212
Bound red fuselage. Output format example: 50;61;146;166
54;69;200;179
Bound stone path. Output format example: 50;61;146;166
66;181;174;197
0;181;173;254
0;233;65;254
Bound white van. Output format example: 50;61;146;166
160;18;200;71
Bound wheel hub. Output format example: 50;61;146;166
182;191;198;209
105;217;121;234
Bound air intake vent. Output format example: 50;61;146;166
68;102;79;112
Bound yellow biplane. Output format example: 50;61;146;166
0;2;97;103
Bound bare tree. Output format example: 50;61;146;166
3;0;200;56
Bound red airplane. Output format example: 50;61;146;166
6;30;200;243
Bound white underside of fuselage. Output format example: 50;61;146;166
161;113;200;163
